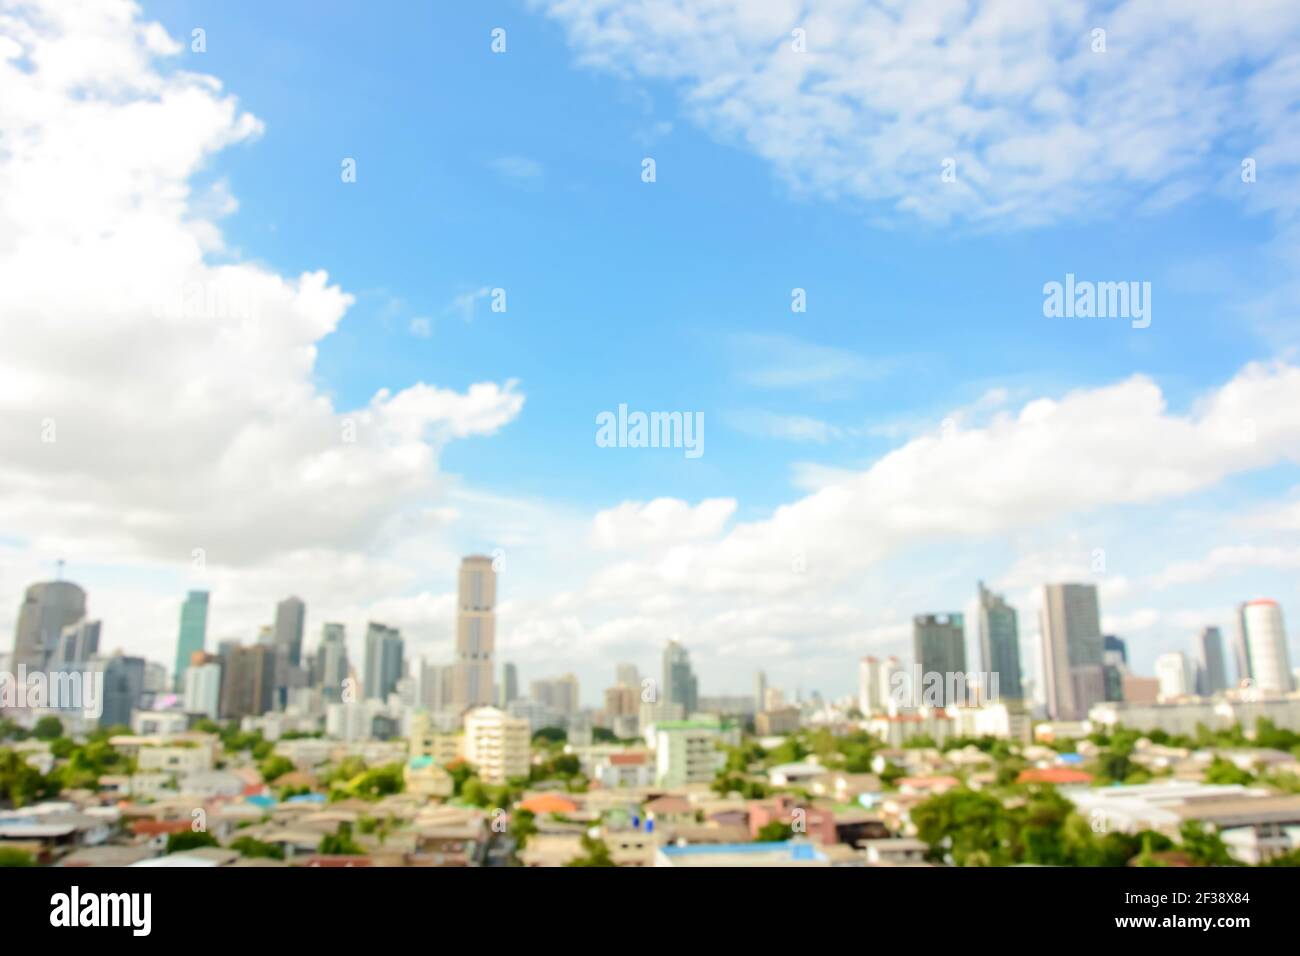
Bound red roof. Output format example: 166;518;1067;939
517;794;579;815
131;820;193;836
1017;767;1094;785
608;753;646;766
302;856;372;867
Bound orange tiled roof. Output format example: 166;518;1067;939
1017;767;1094;785
517;794;579;815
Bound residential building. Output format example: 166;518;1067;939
363;622;403;701
315;622;349;702
462;706;530;785
219;644;275;719
653;720;723;787
912;614;967;705
530;673;580;717
1239;599;1294;695
662;639;699;717
183;655;222;720
1156;652;1192;701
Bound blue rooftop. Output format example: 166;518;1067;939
660;840;826;860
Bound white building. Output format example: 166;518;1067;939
183;662;221;720
463;706;530;785
1155;652;1192;702
1240;599;1295;695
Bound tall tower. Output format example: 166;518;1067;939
1240;599;1294;695
454;555;497;710
662;639;698;716
363;622;404;701
173;590;209;691
11;580;86;673
273;596;305;668
977;582;1023;701
1040;583;1105;720
913;614;968;705
1196;626;1228;695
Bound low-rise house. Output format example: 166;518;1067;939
767;760;826;788
519;832;584;867
861;837;930;865
809;772;883;804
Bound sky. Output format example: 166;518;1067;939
2;0;1300;706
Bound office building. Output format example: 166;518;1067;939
220;644;275;719
1103;634;1127;665
498;661;519;708
183;655;222;720
52;619;100;668
1155;651;1191;701
172;590;209;692
1040;583;1105;721
453;555;496;710
531;673;580;717
977;582;1023;700
654;721;724;787
1239;599;1295;695
617;663;640;688
12;580;86;673
1197;626;1229;696
913;614;967;705
364;622;404;701
273;596;305;668
315;622;349;702
97;654;145;728
662;640;699;716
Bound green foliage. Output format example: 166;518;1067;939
710;774;769;799
229;836;284;860
33;716;64;740
1204;757;1254;786
0;747;61;807
0;847;36;867
258;755;294;783
166;830;219;854
1178;821;1237;867
319;821;365;856
755;820;794;842
510;808;538;849
565;832;615;867
532;727;566;745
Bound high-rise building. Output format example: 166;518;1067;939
96;654;145;728
617;663;640;688
662;640;698;716
453;556;496;710
462;706;530;784
858;657;891;714
12;580;86;673
315;622;349;702
184;654;222;720
1196;626;1228;696
1239;600;1295;695
531;673;580;716
53;619;100;667
172;590;209;691
220;644;275;719
363;622;404;701
913;614;967;705
754;670;767;714
977;582;1023;701
1155;651;1191;701
1040;583;1105;721
499;661;519;708
1103;634;1127;665
421;660;456;713
273;596;305;668
604;683;639;719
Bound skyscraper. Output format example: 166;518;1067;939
1196;626;1228;696
498;661;519;708
977;582;1023;701
97;654;145;728
1040;583;1105;721
662;639;698;716
616;663;640;687
754;670;767;714
172;590;209;692
453;555;496;710
53;619;100;668
530;673;580;716
273;596;305;668
1155;651;1191;701
315;622;349;702
1239;599;1295;695
913;614;967;705
12;580;86;673
1102;634;1127;665
422;660;456;712
364;622;404;701
219;644;275;719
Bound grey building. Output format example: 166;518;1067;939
12;580;86;673
662;639;698;716
273;596;305;668
53;619;101;668
98;655;145;728
453;556;496;710
1197;626;1229;696
977;582;1023;701
498;661;519;708
913;614;968;705
315;622;349;702
219;644;275;719
364;622;404;701
1040;583;1105;721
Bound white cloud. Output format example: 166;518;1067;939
534;0;1300;228
591;497;736;550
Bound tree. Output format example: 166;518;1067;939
0;848;35;867
33;716;63;740
755;820;794;842
566;832;615;867
319;822;365;856
510;808;538;849
229;836;285;860
1204;757;1254;786
258;755;294;783
911;788;1017;866
1179;821;1237;866
0;747;61;807
166;830;218;854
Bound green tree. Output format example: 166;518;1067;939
0;847;35;867
911;788;1017;866
1179;821;1237;866
166;830;219;854
566;832;615;867
1204;757;1254;786
755;820;794;842
229;836;285;860
319;822;365;856
258;755;294;783
510;808;538;850
32;716;64;740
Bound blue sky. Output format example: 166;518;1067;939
3;0;1300;704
